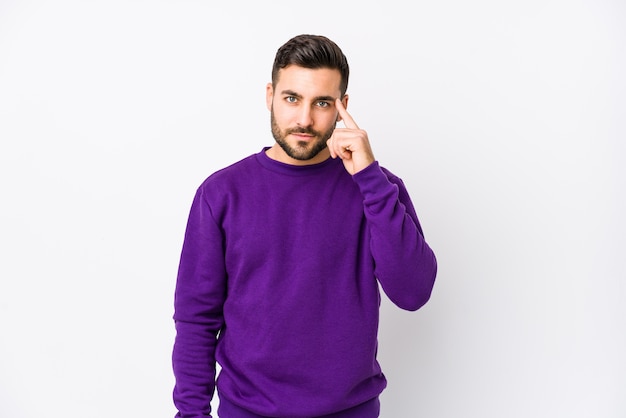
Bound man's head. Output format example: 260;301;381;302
266;35;350;165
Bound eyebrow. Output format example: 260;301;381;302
280;90;336;102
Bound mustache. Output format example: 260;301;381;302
286;127;319;136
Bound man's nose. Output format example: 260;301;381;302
296;106;313;127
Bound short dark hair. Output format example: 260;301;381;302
271;34;349;96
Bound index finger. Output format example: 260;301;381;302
335;98;359;129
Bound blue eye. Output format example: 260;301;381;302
317;101;330;108
286;96;297;103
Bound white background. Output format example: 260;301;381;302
1;1;624;417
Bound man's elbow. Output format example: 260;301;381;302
394;261;437;311
395;286;434;311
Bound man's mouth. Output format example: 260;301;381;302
289;130;316;141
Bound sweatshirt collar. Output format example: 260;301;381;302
255;147;338;176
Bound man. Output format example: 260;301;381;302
172;34;437;418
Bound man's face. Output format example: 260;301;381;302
266;65;347;165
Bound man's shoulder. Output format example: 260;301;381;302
378;164;405;185
200;152;260;187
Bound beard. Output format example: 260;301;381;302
270;109;335;161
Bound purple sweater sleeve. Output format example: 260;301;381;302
172;187;226;417
353;161;437;311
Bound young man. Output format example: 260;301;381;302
172;34;437;418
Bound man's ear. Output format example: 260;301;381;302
336;94;349;121
266;83;274;111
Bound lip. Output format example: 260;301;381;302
290;133;314;140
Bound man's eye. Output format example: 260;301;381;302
286;96;297;103
317;101;330;108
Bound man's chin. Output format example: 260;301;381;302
294;143;329;161
276;141;314;160
289;150;318;161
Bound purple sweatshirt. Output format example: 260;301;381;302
172;148;437;418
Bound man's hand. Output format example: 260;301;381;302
327;98;375;175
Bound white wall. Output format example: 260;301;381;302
0;1;624;417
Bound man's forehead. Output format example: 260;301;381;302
275;66;342;95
